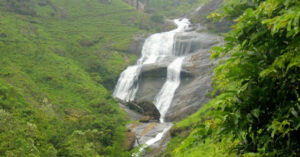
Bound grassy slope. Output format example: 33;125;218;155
140;0;209;17
0;0;151;156
163;94;237;157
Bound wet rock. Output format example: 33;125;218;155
135;63;193;102
173;32;220;56
126;100;161;121
165;32;223;121
135;64;168;102
137;100;160;120
139;116;152;123
132;31;223;122
132;122;172;148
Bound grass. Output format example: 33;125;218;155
163;94;238;157
0;0;153;156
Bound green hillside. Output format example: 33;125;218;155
0;0;152;156
140;0;209;17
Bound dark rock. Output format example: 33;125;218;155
135;63;168;102
126;100;160;121
127;101;144;114
137;100;160;120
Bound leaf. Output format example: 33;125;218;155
291;107;298;117
251;108;260;119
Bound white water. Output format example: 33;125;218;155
154;57;185;122
114;18;191;156
113;65;141;101
113;18;190;101
132;124;173;157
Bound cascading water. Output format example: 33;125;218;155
114;18;191;156
113;18;190;102
154;57;185;122
113;65;141;102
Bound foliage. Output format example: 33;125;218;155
166;0;300;156
0;0;153;156
139;0;209;17
150;13;164;23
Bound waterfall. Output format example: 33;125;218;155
154;57;185;122
113;65;141;101
132;124;172;157
113;18;191;156
113;18;191;102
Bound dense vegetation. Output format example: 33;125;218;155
0;0;152;156
1;0;299;156
0;0;214;156
165;0;300;156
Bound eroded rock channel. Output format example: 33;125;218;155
114;18;223;156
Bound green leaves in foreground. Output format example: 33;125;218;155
211;0;300;156
166;0;300;156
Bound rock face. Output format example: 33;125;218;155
117;19;223;156
135;62;193;103
133;31;223;122
165;32;223;121
135;64;167;102
128;122;173;151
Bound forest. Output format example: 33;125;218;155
0;0;299;156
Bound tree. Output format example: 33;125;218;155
210;0;300;155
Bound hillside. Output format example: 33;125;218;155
1;0;298;156
0;0;152;156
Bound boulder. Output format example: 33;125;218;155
137;100;160;120
126;100;160;121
